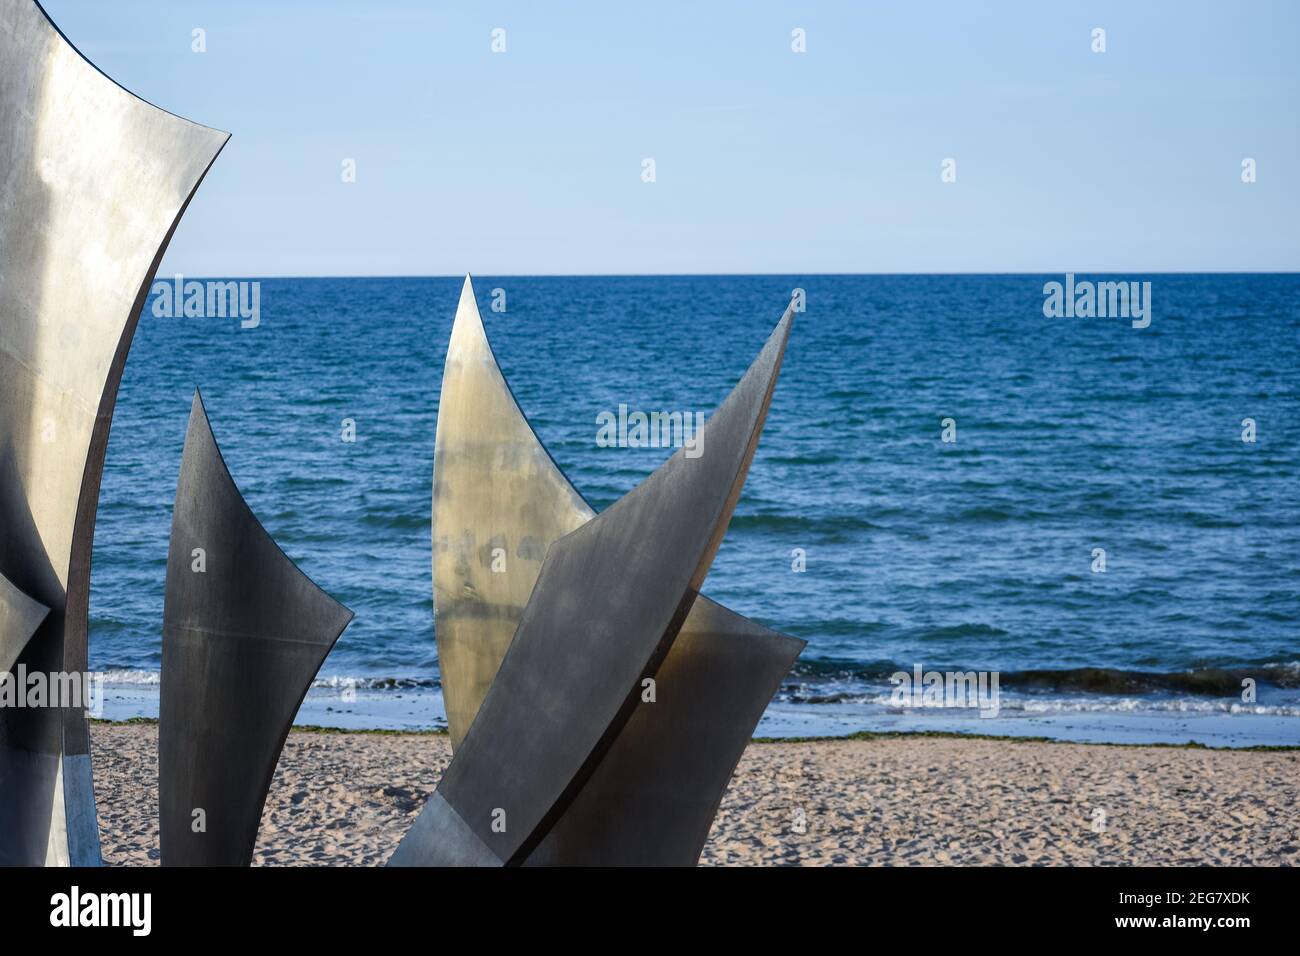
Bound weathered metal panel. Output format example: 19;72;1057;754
0;0;227;866
159;393;354;866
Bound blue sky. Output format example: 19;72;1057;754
43;0;1299;276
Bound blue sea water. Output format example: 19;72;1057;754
91;274;1300;746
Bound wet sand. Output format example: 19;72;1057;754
91;722;1300;866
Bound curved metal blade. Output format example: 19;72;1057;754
395;281;796;865
0;0;228;867
0;572;48;678
524;594;802;866
159;392;354;866
432;277;591;749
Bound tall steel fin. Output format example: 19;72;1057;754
432;276;591;749
0;0;229;867
0;573;48;678
394;290;795;865
160;392;354;866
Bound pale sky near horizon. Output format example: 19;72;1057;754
40;0;1300;276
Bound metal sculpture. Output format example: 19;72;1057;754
427;278;803;864
159;392;354;866
0;573;48;678
391;280;798;865
0;0;228;866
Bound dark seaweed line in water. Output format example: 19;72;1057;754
788;659;1300;696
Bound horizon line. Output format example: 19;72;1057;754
151;269;1300;281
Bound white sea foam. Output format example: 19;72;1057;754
97;669;160;685
1006;696;1300;718
778;686;1300;718
96;673;1300;721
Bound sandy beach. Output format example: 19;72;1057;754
90;721;1299;866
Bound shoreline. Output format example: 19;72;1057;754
90;717;1300;751
91;721;1300;866
94;679;1300;749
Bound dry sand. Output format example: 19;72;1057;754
91;721;1300;866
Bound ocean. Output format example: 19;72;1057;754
91;274;1300;746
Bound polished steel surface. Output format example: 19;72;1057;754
393;294;794;865
159;393;354;866
0;571;47;677
0;0;228;866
